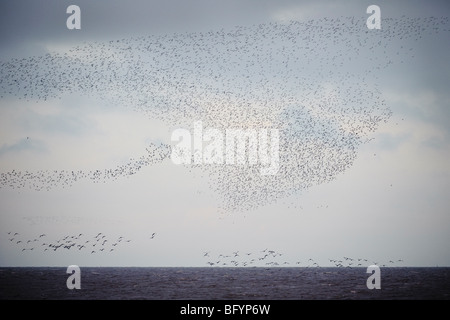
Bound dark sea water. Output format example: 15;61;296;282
0;267;449;300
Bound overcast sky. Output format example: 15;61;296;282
0;0;449;268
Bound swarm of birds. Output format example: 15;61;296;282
0;16;448;214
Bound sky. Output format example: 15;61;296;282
0;0;449;268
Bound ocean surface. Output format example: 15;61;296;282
0;267;449;300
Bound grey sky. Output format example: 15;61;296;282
0;1;449;268
1;1;448;47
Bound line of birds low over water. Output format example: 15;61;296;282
1;17;448;213
4;230;403;267
5;231;156;255
201;249;404;268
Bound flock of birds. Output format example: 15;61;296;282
5;231;156;255
0;16;448;213
4;226;404;268
0;16;448;262
0;143;170;191
202;249;405;268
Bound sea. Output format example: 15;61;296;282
1;267;449;300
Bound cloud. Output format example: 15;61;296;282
271;2;343;22
385;89;450;138
0;137;47;156
0;0;277;60
21;110;93;136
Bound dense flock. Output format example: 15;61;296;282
1;16;448;258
